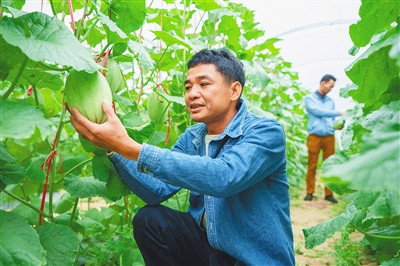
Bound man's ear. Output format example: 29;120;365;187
230;81;242;101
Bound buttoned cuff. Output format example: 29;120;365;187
137;143;159;176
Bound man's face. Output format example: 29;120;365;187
320;79;335;94
184;64;238;128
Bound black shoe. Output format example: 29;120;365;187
325;195;338;204
304;194;313;201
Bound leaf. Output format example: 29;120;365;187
127;40;155;71
54;193;76;214
0;210;46;266
64;175;107;198
79;134;106;154
0;12;98;72
324;130;400;192
1;0;26;10
0;143;25;185
303;204;358;249
242;60;270;88
92;153;111;182
36;224;80;266
349;0;400;47
25;155;46;183
346;33;400;107
365;191;400;220
361;101;400;130
97;10;128;43
217;15;240;50
152;30;199;51
110;0;146;34
192;0;221;11
158;91;185;106
0;37;25;80
0;100;51;141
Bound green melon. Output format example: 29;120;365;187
99;59;125;93
65;70;112;124
147;92;168;123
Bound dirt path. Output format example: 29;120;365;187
290;191;338;266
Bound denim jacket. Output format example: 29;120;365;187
109;100;295;265
305;91;340;136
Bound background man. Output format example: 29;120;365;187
304;74;343;203
70;49;295;265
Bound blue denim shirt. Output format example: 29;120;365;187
305;91;340;136
109;100;295;265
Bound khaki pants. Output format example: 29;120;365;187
306;134;335;196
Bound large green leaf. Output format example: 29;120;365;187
364;191;400;221
64;175;107;198
0;37;25;80
361;101;400;130
0;210;46;266
346;33;400;107
110;0;146;34
0;100;51;141
303;204;358;249
324;130;400;192
25;155;47;183
0;12;98;72
349;0;400;47
217;15;240;50
0;143;25;185
36;224;80;266
92;153;130;198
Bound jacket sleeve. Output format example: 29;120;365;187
108;136;189;205
136;120;287;198
305;96;340;117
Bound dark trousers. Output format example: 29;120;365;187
133;205;236;266
306;134;335;196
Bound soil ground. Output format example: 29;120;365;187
290;181;378;266
290;183;339;266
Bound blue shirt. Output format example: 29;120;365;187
109;100;295;265
305;91;340;136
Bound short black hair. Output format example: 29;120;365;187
320;74;336;83
187;48;246;89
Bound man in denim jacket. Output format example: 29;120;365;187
70;49;295;265
304;74;343;203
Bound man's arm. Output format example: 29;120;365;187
305;96;341;117
70;101;142;160
70;101;181;204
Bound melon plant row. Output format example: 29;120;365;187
0;0;307;264
303;1;400;264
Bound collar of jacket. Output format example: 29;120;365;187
188;99;247;144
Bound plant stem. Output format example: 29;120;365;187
55;158;92;184
32;85;39;106
38;61;71;72
2;56;28;99
2;190;51;218
69;198;79;227
81;18;99;42
99;43;111;57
